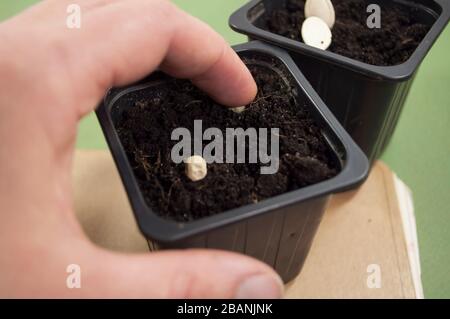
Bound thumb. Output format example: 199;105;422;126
84;248;284;299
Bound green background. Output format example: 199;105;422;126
1;0;449;298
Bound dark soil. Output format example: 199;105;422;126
261;0;430;66
115;64;338;222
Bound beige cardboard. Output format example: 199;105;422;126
72;150;416;298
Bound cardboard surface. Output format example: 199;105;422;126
285;163;416;298
72;150;417;298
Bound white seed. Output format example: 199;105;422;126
230;106;246;113
184;155;207;182
301;16;332;50
304;0;335;29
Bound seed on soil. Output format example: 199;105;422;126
263;0;430;66
230;106;246;113
184;155;207;182
304;0;335;29
301;16;332;50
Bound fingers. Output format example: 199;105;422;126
84;248;283;299
4;0;256;116
159;12;257;107
89;0;256;107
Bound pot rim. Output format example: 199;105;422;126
96;41;369;243
229;0;450;81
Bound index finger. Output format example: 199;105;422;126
159;10;258;107
56;0;257;112
92;1;257;106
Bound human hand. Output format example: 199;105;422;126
0;0;283;298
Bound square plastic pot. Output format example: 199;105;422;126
230;0;450;164
96;41;369;283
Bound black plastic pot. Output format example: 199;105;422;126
230;0;450;163
96;41;369;282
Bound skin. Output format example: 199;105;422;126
0;0;283;298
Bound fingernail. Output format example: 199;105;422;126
235;274;284;299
